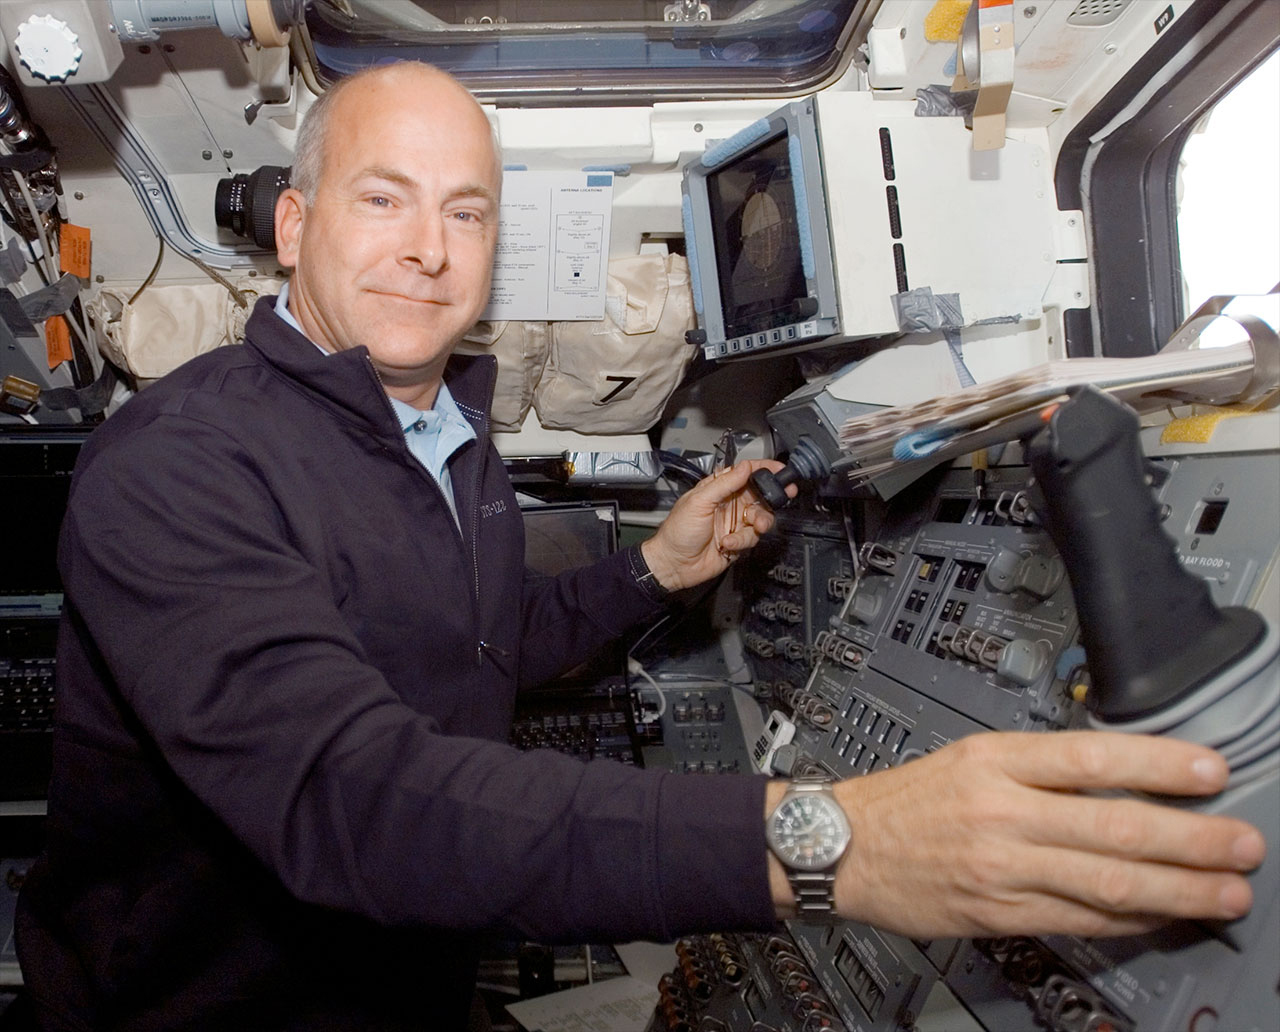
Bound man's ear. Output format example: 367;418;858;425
274;188;307;269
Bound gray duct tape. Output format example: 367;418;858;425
914;85;977;120
0;288;38;338
42;363;118;416
892;287;977;387
891;286;965;333
16;272;81;321
0;237;27;285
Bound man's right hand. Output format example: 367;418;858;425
767;731;1266;937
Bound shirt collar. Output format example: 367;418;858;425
273;282;475;442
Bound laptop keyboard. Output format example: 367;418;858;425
0;658;55;733
510;709;638;764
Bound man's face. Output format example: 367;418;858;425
276;66;501;402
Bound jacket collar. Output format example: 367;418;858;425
242;296;497;444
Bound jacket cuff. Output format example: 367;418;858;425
624;543;673;605
652;771;776;936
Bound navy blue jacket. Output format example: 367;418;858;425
17;298;773;1030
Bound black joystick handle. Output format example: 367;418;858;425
1025;385;1264;721
750;437;832;511
750;465;804;510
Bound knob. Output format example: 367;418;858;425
986;547;1064;600
996;638;1051;686
14;14;83;82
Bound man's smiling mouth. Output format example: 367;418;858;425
369;290;447;305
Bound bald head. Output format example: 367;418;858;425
291;62;500;204
274;58;504;409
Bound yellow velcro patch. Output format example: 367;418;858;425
1161;404;1259;444
924;0;973;43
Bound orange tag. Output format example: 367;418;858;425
45;315;73;369
59;222;92;279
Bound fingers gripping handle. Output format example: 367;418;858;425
1024;386;1265;721
750;465;802;511
750;437;832;511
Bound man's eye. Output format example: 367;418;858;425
452;210;476;222
367;196;391;207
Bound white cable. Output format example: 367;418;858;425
841;508;863;604
626;658;667;721
11;169;98;364
11;170;56;283
56;297;92;351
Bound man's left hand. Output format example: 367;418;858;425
641;460;795;592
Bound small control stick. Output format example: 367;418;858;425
749;437;832;511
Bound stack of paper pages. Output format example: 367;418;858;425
836;341;1266;483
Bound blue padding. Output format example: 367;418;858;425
582;165;630;177
681;194;704;317
585;174;614;186
502;164;528;171
700;118;771;167
1056;645;1087;680
893;428;952;462
788;135;815;280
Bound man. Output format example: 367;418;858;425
17;63;1263;1031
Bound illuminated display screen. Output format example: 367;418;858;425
705;133;807;340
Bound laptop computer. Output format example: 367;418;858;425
0;430;88;802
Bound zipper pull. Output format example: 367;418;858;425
477;640;510;666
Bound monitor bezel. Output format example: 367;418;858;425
682;98;841;360
518;499;621;579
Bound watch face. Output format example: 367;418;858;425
767;792;851;871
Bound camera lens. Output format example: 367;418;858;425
214;165;291;249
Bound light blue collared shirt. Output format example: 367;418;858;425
274;282;476;526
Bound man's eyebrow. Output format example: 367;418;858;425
449;184;499;206
352;168;497;206
355;166;418;190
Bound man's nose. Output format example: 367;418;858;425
401;210;448;275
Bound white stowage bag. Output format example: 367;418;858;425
89;278;284;386
90;255;696;436
532;252;696;434
454;319;551;432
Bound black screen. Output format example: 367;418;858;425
0;437;85;598
522;502;618;579
705;132;807;339
0;476;70;595
520;502;621;692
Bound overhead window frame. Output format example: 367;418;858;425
301;0;882;104
1056;0;1280;358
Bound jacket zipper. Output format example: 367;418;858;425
363;355;489;667
467;391;489;667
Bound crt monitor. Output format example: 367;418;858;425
683;92;1066;364
682;99;840;361
520;501;623;694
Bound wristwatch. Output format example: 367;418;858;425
765;774;851;920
